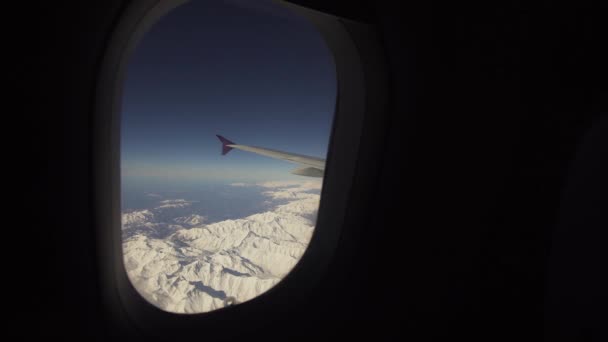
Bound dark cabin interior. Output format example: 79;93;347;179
31;1;607;340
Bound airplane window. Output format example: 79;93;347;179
120;0;336;314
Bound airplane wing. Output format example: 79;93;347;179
216;135;325;177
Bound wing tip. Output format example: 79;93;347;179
216;134;235;155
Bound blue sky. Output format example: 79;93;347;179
121;0;336;186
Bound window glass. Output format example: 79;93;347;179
121;0;336;313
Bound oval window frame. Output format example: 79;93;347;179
94;0;388;337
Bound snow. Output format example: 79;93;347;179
122;180;321;313
122;209;154;227
174;214;206;226
122;200;207;239
156;199;195;209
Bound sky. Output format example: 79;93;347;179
121;0;337;188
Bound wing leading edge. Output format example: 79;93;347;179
216;135;325;177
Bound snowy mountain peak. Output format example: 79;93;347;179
122;181;321;313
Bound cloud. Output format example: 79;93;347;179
229;182;250;187
257;179;322;190
229;179;323;192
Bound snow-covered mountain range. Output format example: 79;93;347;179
121;180;321;313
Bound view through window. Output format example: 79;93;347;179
120;0;336;313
